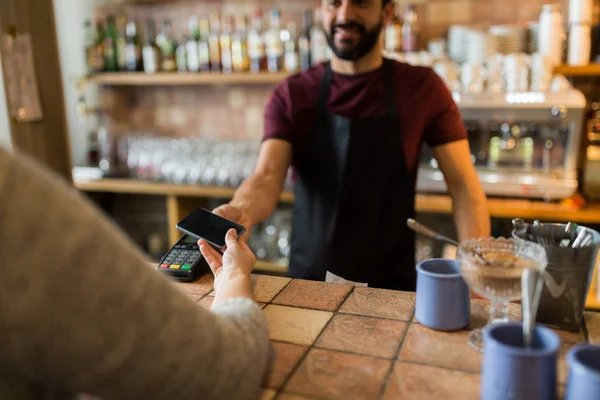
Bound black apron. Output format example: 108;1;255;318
289;59;417;291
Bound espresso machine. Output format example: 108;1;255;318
417;90;587;200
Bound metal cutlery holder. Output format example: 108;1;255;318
512;223;600;331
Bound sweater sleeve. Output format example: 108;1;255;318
0;148;270;400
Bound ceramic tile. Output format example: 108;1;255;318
585;312;600;343
263;305;333;346
558;343;575;385
198;295;214;309
252;275;292;303
264;341;309;390
398;323;482;373
272;279;353;311
284;348;392;400
382;361;480;400
340;288;415;321
174;274;214;296
468;299;522;329
260;389;277;400
315;314;407;359
555;328;586;344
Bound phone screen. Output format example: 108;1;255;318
176;208;246;249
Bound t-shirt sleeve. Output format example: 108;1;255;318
264;81;294;143
422;70;467;148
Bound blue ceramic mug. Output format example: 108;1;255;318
565;344;600;400
415;259;470;331
481;322;561;400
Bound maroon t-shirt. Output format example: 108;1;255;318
264;59;467;180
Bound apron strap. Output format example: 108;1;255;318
316;62;333;111
382;58;398;117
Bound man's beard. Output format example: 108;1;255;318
326;22;383;61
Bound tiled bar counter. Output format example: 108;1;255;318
175;274;600;400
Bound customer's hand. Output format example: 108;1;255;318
213;204;252;242
199;229;256;296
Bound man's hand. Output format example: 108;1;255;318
213;204;253;242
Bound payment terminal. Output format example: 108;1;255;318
156;235;208;282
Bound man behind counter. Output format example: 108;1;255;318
215;0;490;290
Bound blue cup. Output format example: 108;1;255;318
415;259;470;331
481;322;561;400
565;344;600;400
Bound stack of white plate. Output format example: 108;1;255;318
488;25;528;54
464;28;498;64
448;25;470;63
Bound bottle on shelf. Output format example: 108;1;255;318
104;15;119;72
385;0;403;53
401;4;420;52
156;19;177;72
310;8;329;66
176;37;188;72
220;15;234;73
186;16;201;72
198;16;211;72
116;15;128;71
124;20;142;72
231;15;250;72
298;9;312;70
142;19;160;74
84;19;105;73
208;12;222;72
248;10;267;73
283;22;299;73
265;8;284;72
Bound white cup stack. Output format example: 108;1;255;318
531;52;554;91
538;4;565;67
504;53;531;92
568;0;593;66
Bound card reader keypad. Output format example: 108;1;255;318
160;244;201;271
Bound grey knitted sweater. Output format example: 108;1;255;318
0;148;270;399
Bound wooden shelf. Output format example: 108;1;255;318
554;64;600;76
74;178;600;222
85;72;290;86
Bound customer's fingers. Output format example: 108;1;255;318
199;241;223;274
224;229;239;249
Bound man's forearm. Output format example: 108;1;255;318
230;173;283;225
450;183;491;241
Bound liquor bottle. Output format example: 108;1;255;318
142;19;160;73
116;15;128;71
208;12;222;72
265;8;284;72
104;15;119;72
198;16;211;72
176;37;188;72
231;15;250;72
125;21;142;72
298;10;312;70
220;15;234;73
385;1;402;53
84;19;105;73
310;9;329;65
248;10;267;73
401;4;420;52
156;19;177;72
283;22;299;72
186;16;201;72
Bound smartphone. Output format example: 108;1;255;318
176;207;246;250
